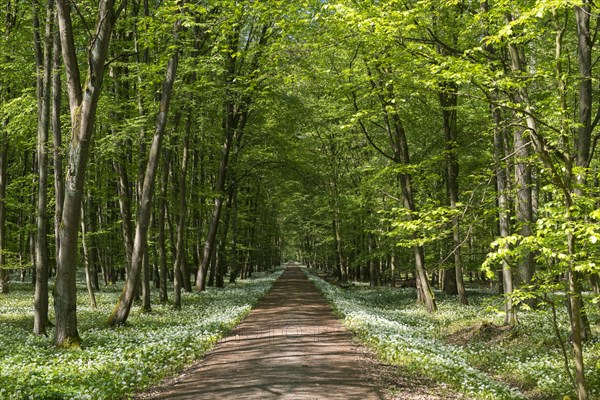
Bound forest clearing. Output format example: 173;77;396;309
1;0;600;399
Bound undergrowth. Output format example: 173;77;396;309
305;268;600;400
0;268;282;400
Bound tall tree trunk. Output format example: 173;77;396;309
81;203;96;309
0;126;8;294
215;185;234;288
195;80;237;291
393;119;436;313
228;186;239;284
439;84;467;304
158;151;170;304
114;160;134;273
575;2;592;176
368;232;377;286
54;0;118;348
107;19;180;326
33;0;53;336
492;105;517;326
506;24;588;399
513;124;535;289
481;0;516;326
52;16;63;266
174;112;191;296
141;251;151;313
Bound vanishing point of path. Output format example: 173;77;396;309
138;266;385;399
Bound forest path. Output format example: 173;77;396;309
136;266;385;399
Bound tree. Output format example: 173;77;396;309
54;0;121;348
108;9;181;326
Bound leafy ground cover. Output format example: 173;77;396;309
305;268;600;400
0;268;282;400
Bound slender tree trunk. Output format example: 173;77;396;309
513;124;535;288
196;100;236;291
0;127;8;294
141;251;151;313
81;204;96;309
492;105;517;326
158;152;169;304
439;84;467;304
54;0;117;348
196;21;245;291
481;0;515;326
33;0;53;336
216;185;234;288
506;23;588;398
573;1;594;343
394;122;436;313
368;232;377;286
107;19;180;326
114;160;134;272
52;17;63;266
566;204;588;400
229;186;239;284
174;113;191;296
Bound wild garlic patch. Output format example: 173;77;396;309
0;268;282;399
305;269;600;400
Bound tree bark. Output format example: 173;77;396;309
492;105;517;326
439;84;467;304
506;21;588;399
195;47;238;290
54;0;118;348
81;203;97;309
33;0;54;336
52;16;63;266
158;151;170;304
174;112;191;296
513;124;535;289
0;125;8;294
114;159;134;273
107;19;180;326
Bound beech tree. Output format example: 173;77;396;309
54;0;122;348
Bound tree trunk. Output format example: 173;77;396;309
195;89;237;291
54;0;117;348
107;19;180;326
0;126;8;294
506;21;588;398
52;17;63;266
174;112;191;297
368;232;377;286
33;0;53;336
493;105;517;326
513;124;535;289
81;204;97;309
228;186;239;284
158;151;170;304
393;120;436;313
439;84;467;304
141;251;151;313
216;185;235;288
114;160;134;273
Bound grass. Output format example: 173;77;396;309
304;268;600;400
0;268;283;400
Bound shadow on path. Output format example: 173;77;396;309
137;267;385;399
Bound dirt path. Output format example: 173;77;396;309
137;267;458;399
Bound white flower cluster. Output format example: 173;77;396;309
305;270;528;400
0;268;283;399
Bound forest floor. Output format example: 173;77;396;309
136;266;461;399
